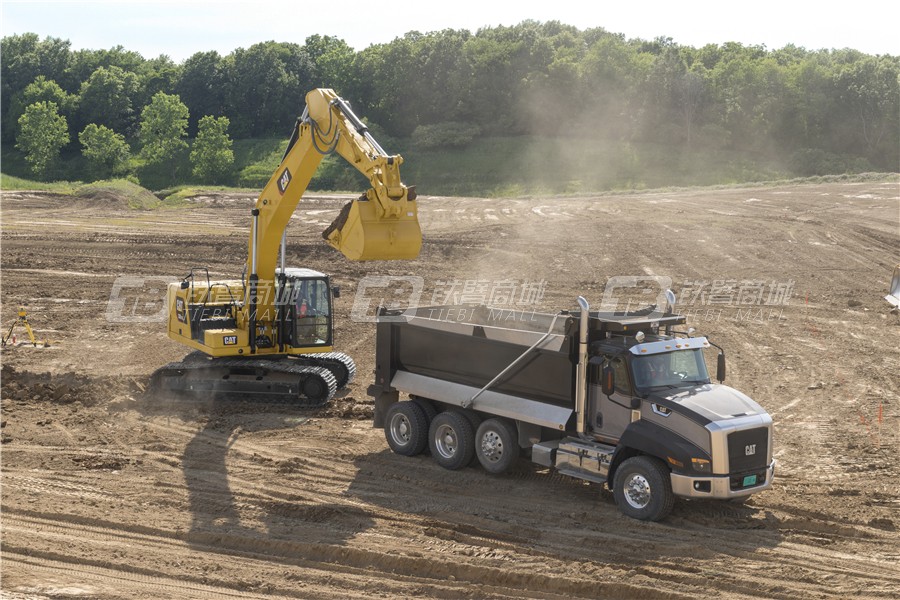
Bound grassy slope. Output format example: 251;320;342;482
1;135;894;198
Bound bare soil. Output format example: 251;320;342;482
1;181;899;599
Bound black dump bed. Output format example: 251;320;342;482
373;305;578;408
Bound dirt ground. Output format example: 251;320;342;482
1;180;898;599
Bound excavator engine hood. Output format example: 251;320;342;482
323;190;422;261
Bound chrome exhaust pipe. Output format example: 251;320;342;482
576;296;590;435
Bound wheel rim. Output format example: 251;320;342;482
623;473;652;509
480;430;504;463
389;413;411;445
434;424;458;459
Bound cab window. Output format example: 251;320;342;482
606;356;632;395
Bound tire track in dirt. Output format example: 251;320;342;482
2;509;681;600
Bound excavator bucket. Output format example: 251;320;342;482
886;264;900;308
323;194;422;261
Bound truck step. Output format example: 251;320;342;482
550;437;616;484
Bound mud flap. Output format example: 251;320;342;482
322;193;421;261
370;386;399;429
886;264;900;308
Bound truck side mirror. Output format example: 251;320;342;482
332;285;341;298
716;353;726;383
602;366;615;396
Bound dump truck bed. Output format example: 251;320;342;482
372;305;579;429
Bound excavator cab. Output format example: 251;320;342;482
279;269;334;349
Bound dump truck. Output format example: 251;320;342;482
368;297;775;521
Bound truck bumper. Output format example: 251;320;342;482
670;460;775;499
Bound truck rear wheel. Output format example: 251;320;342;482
410;396;438;424
613;456;675;521
475;418;519;474
385;401;429;456
429;410;475;470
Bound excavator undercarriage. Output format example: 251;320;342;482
151;351;355;406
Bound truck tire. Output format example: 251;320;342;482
461;409;482;430
384;401;429;456
410;396;438;424
613;456;675;521
429;410;475;470
475;418;519;474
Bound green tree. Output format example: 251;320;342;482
304;35;355;91
190;115;234;183
1;34;72;141
79;123;131;179
5;76;77;140
16;101;69;179
175;51;227;135
834;55;900;162
77;65;140;134
140;91;189;182
223;41;313;137
137;55;183;109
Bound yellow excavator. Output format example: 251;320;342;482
151;89;421;405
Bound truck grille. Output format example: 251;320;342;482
727;427;768;472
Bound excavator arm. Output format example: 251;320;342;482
242;88;421;352
250;88;421;279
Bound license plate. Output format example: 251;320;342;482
742;474;758;487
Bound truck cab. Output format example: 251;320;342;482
588;334;773;510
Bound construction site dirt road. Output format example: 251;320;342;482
1;179;898;599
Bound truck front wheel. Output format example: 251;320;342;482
613;456;675;521
429;410;475;470
385;401;429;456
475;418;519;474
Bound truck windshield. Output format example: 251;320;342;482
632;349;710;391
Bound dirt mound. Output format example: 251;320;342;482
74;180;161;209
1;364;144;406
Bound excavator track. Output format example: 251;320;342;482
179;350;355;390
149;355;338;407
292;352;356;389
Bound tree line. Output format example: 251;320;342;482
2;22;898;185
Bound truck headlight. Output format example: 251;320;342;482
692;458;711;473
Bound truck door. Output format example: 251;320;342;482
590;355;635;441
